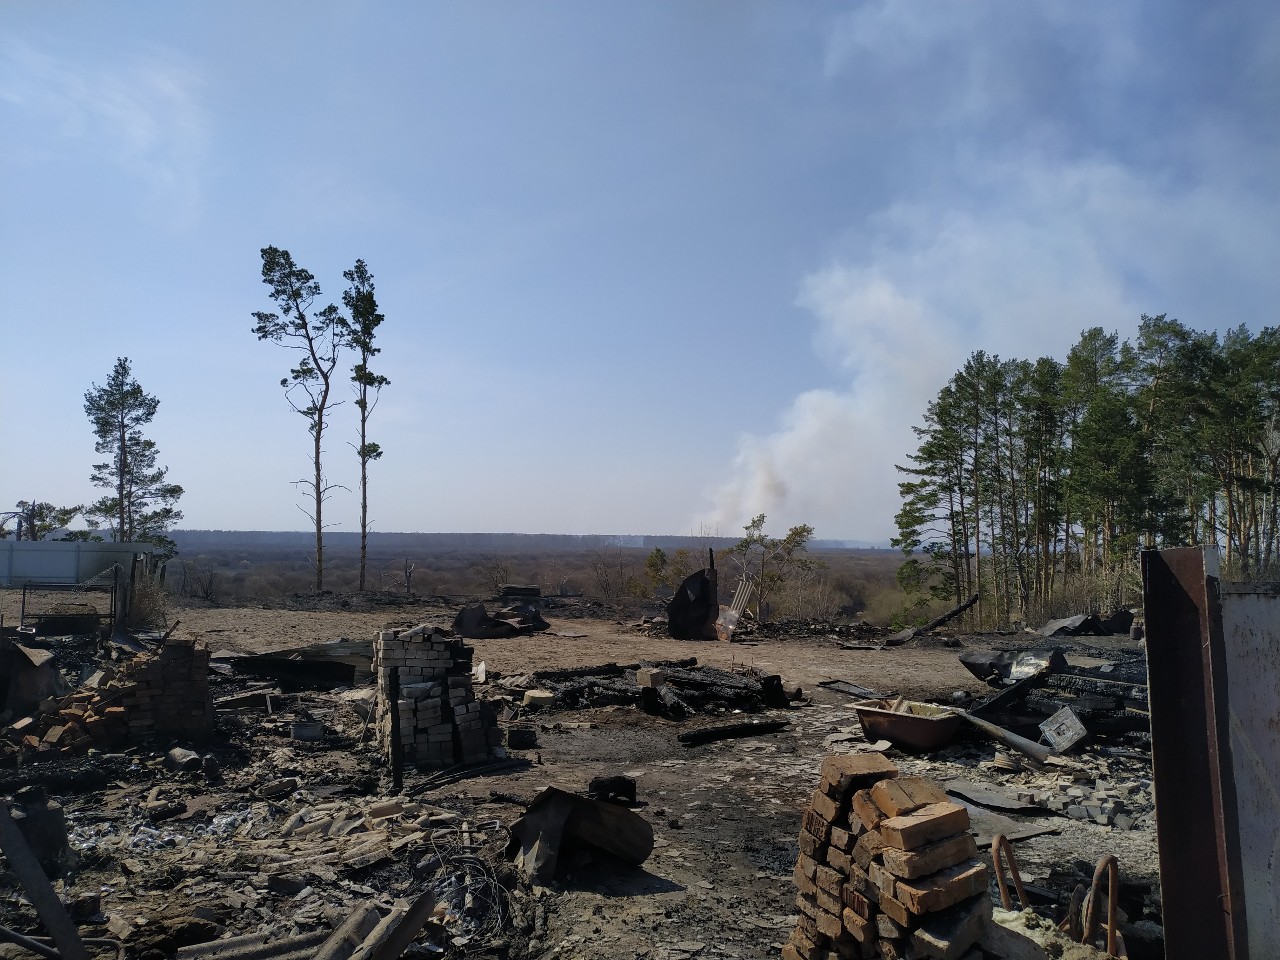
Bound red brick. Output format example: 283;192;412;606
843;863;877;902
842;907;875;944
815;909;844;938
851;790;884;831
869;860;899;900
879;894;912;927
870;778;921;818
882;833;978;880
825;845;852;874
810;789;841;824
821;754;898;794
878;802;970;851
794;862;818;896
843;888;874;919
797;893;823;920
895;862;990;915
815;885;843;916
897;776;949;807
804;808;834;842
852;831;886;870
829;825;855;852
799;830;827;860
795;912;822;942
815;865;844;897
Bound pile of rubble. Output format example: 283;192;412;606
3;636;213;760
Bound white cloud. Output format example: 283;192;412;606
0;38;208;227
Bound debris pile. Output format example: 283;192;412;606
375;624;501;769
788;754;992;960
452;602;550;639
4;636;213;759
503;658;790;717
964;648;1150;745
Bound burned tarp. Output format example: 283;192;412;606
508;786;653;884
960;648;1068;684
1029;616;1111;640
668;551;718;641
452;603;549;639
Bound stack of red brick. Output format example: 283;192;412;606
787;754;993;960
3;638;214;756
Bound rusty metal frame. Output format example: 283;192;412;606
1142;546;1247;960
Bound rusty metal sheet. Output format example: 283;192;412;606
1142;547;1246;960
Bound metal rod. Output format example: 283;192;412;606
1082;854;1121;956
991;834;1028;911
0;923;61;960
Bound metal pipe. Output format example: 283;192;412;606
0;923;61;960
1082;854;1121;956
990;834;1027;910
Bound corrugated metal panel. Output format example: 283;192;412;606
1220;581;1280;959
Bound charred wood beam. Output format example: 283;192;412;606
677;719;788;746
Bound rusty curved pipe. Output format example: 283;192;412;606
1082;854;1120;956
990;834;1028;911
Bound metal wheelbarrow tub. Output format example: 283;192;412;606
853;698;963;751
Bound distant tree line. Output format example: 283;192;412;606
894;315;1280;628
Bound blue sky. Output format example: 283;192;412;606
2;2;1277;542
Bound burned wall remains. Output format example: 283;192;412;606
374;624;500;769
3;637;213;758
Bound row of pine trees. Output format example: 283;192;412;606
893;315;1280;629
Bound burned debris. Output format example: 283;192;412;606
497;658;792;718
3;636;214;761
0;560;1223;960
961;646;1150;746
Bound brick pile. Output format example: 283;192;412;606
787;755;993;960
374;624;501;769
3;638;214;756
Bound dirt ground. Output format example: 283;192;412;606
0;591;1162;959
